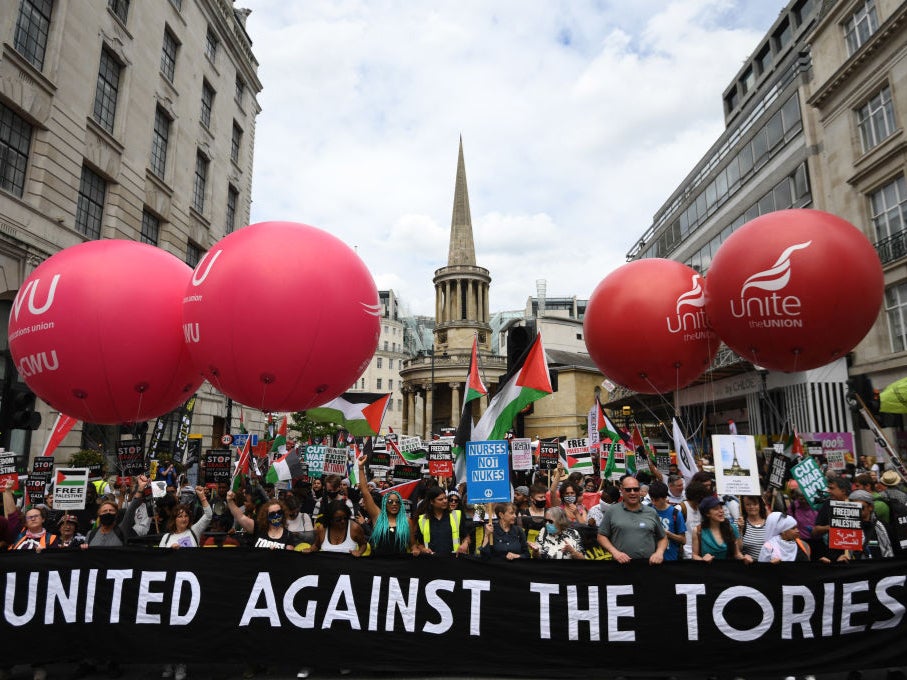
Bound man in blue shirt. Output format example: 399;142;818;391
649;480;686;561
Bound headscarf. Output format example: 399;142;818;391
758;511;799;562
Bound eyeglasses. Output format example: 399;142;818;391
25;514;42;521
622;487;640;492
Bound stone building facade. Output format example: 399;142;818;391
0;0;264;464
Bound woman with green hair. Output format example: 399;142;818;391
356;454;414;555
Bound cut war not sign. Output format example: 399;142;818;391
465;440;510;504
52;467;89;510
790;456;828;510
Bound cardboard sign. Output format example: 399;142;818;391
303;445;327;478
399;436;422;454
117;439;145;477
52;468;89;510
790;456;829;510
768;451;790;489
465;440;510;504
323;448;349;476
392;464;422;482
203;449;233;484
510;438;532;471
32;457;54;475
0;453;18;490
713;435;761;496
427;442;453;477
538;440;559;471
829;500;864;551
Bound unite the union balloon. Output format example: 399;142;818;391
584;259;719;394
182;221;380;411
7;240;204;423
704;209;884;372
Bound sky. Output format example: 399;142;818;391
239;0;788;317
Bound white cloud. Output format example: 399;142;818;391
240;0;785;314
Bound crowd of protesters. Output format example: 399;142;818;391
3;443;907;680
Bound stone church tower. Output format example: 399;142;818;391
401;139;506;438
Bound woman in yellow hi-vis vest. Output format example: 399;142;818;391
414;486;471;556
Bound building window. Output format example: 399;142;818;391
376;358;383;369
740;67;755;95
870;176;907;241
755;46;772;75
108;0;129;24
192;151;208;214
93;48;121;134
205;26;218;62
376;378;382;390
14;0;53;71
0;103;33;198
186;241;201;268
886;282;907;352
75;165;106;239
161;28;178;82
231;122;242;163
150;107;170;178
383;341;388;351
235;76;245;105
773;19;792;52
389;379;394;389
201;80;214;128
844;0;879;55
226;185;238;234
857;86;896;153
140;210;160;246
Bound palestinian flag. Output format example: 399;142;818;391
563;441;594;474
471;332;553;442
305;392;390;436
265;449;304;483
270;416;288;454
55;470;84;486
232;433;252;492
453;336;488;478
379;478;420;501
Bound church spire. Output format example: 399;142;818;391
447;136;476;266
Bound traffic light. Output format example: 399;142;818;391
9;386;41;430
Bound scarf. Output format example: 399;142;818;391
760;511;798;562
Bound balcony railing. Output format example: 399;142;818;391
876;230;907;265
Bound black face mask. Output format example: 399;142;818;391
327;489;339;497
99;513;116;527
532;499;547;509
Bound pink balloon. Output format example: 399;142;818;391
584;259;719;394
705;210;883;372
7;241;204;424
182;222;380;411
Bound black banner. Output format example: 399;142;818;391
2;551;906;676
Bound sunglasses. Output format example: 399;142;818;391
385;498;400;505
622;487;640;492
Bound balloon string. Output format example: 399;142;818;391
131;391;144;426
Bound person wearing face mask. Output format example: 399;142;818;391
550;481;588;526
520;483;550;545
529;507;585;559
311;474;354;520
83;475;148;548
225;491;298;550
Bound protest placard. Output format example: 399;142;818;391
427;441;453;477
538;440;559;471
52;468;89;510
510;438;532;471
465;440;510;504
829;500;863;551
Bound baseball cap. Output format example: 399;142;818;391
698;495;726;513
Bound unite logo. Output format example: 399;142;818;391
190;249;222;287
665;275;711;341
12;274;60;321
729;241;810;329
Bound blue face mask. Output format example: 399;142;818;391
545;522;557;535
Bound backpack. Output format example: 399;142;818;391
879;492;907;556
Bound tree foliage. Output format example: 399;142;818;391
288;411;340;443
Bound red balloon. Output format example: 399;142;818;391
705;209;883;372
182;221;380;411
7;241;204;424
584;259;719;393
